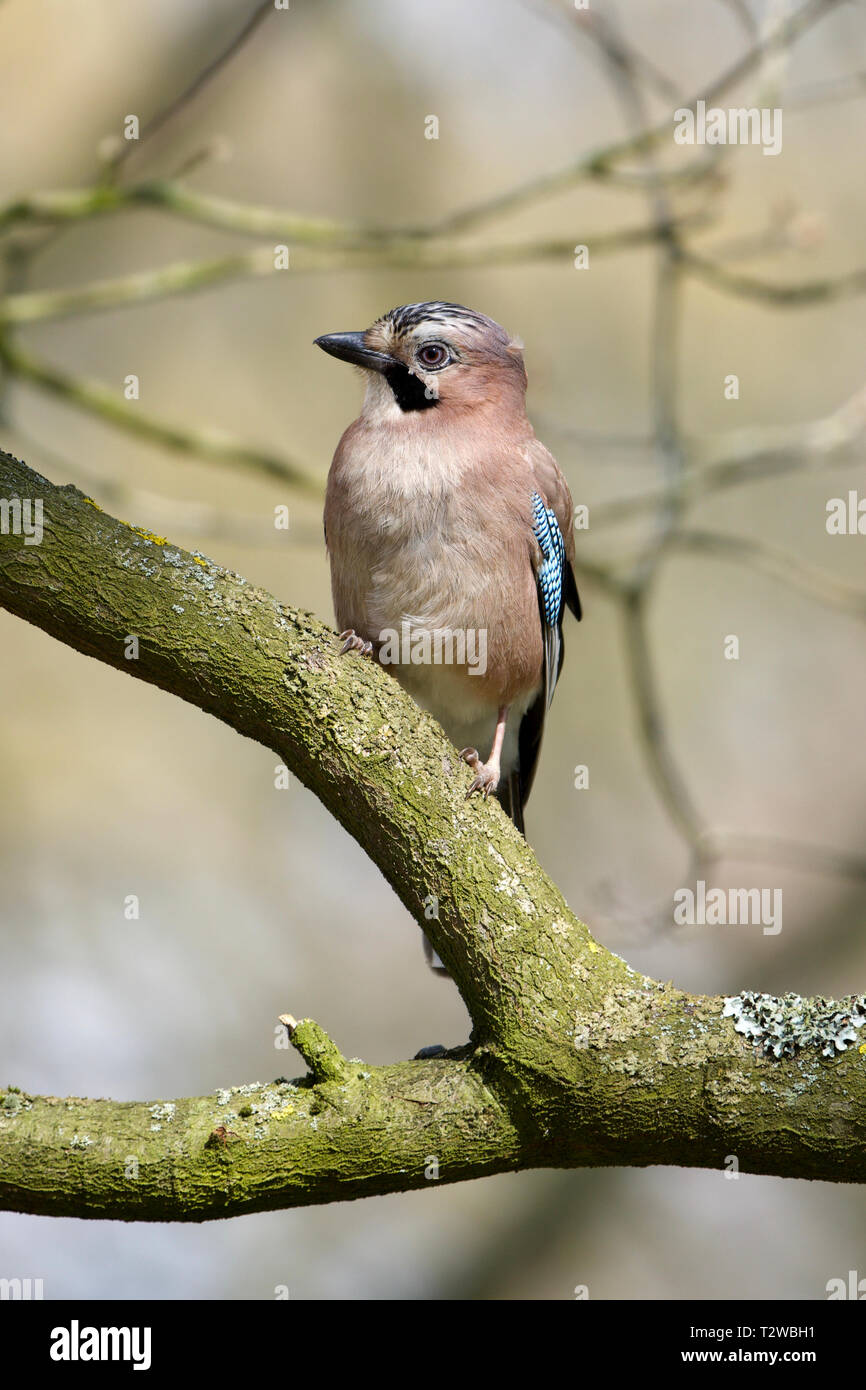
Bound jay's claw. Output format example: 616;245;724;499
339;629;373;657
459;746;500;798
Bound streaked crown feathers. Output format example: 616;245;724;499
372;301;516;353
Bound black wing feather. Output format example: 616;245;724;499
495;501;580;834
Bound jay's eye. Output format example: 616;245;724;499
416;343;450;369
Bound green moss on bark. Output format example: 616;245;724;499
1;448;866;1219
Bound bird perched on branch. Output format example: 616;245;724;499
316;301;581;837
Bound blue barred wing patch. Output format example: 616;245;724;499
531;491;565;629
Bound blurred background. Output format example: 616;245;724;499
1;0;866;1299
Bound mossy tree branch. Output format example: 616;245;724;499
1;448;865;1222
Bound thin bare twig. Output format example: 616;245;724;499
670;529;866;620
0;337;322;495
108;1;274;173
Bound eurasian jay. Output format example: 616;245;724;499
316;301;581;836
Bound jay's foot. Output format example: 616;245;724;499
459;746;500;798
338;629;373;657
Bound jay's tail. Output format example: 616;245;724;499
495;768;526;837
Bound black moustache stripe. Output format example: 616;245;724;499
384;364;438;412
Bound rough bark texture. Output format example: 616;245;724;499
1;449;865;1222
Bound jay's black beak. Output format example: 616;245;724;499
314;332;396;373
